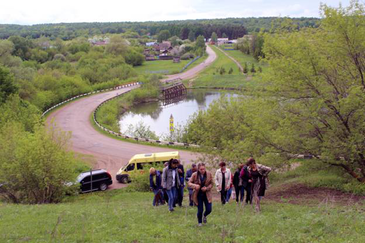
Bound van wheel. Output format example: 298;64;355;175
121;177;129;184
99;183;108;191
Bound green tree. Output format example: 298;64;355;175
105;36;129;56
260;1;365;182
8;36;33;60
222;33;228;38
250;63;256;73
157;30;171;43
194;35;206;56
0;65;18;104
188;30;195;42
0;123;86;203
243;62;248;74
211;32;218;43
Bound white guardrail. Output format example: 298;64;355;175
41;82;141;117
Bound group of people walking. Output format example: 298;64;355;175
149;157;271;226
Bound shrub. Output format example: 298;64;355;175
0;123;86;204
181;53;194;60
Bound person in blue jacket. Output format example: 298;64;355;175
149;167;164;206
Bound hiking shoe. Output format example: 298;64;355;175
198;223;203;227
203;216;207;224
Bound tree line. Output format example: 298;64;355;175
0;17;319;40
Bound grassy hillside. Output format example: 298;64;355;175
1;175;365;242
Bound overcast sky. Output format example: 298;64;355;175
0;0;351;25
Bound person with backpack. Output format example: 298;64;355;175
215;162;232;205
162;159;181;212
188;163;213;226
233;164;245;203
149;167;164;206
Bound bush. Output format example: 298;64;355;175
181;53;194;60
0;123;86;204
128;164;164;192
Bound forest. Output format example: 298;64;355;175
0;17;319;40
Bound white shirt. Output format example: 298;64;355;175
172;169;176;187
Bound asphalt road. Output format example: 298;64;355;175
162;45;217;82
47;44;217;189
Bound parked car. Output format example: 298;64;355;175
77;169;113;193
116;151;180;183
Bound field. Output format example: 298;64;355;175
1;160;365;243
191;45;264;90
134;55;207;75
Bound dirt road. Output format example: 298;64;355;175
162;44;217;82
47;45;217;189
216;47;243;72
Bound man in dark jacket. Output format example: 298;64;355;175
149;167;164;206
176;161;185;207
240;164;252;204
233;164;244;203
185;164;197;206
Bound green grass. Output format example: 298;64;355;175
134;55;207;75
1;188;365;242
192;46;264;91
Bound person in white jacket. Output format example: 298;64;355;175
215;162;232;205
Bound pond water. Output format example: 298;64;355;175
119;89;239;139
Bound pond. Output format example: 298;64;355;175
119;89;239;139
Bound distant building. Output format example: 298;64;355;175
217;38;229;45
146;42;156;47
88;36;110;46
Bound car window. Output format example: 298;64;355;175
82;176;91;182
126;163;135;171
137;163;143;170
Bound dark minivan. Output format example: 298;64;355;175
77;169;113;193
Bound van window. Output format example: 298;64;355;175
137;163;143;170
125;163;135;171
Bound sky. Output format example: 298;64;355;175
0;0;351;25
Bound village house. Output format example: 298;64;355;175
217;38;229;45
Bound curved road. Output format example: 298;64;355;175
162;45;217;82
47;44;217;189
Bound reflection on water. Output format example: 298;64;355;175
119;90;238;137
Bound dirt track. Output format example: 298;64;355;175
47;45;217;189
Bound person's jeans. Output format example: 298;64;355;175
226;188;233;203
197;193;212;224
188;188;194;206
177;186;184;206
234;186;245;202
166;187;177;211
